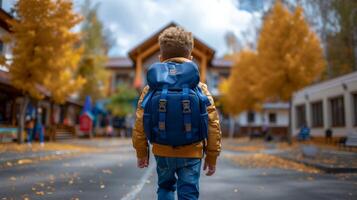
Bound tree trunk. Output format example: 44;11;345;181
17;95;29;144
287;98;293;144
353;23;357;71
49;101;56;141
228;115;235;138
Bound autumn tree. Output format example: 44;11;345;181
220;50;264;137
258;2;325;141
221;2;325;140
77;0;110;102
1;0;84;143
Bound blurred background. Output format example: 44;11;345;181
0;0;356;199
1;0;356;142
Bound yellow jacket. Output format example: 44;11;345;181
132;58;222;166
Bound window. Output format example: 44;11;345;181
0;41;3;54
353;93;357;126
115;74;130;86
295;104;306;128
247;112;255;123
330;96;345;127
311;101;323;127
268;113;277;124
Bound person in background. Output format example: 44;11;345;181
298;124;310;141
32;107;45;147
125;113;134;137
105;114;113;137
325;128;333;144
25;115;34;147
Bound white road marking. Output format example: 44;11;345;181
120;164;155;200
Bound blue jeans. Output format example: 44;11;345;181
28;125;44;143
155;156;201;200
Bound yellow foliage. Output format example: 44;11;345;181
2;0;84;102
220;2;326;114
220;50;263;115
257;2;326;101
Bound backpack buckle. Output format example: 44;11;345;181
182;100;191;113
184;123;192;132
159;122;165;131
158;99;167;112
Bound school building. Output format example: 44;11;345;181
292;71;357;138
105;22;290;137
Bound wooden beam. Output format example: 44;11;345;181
200;56;207;83
141;43;160;60
107;74;113;96
134;44;208;85
134;55;143;88
192;49;208;82
192;48;205;59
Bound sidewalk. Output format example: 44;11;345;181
0;138;131;168
224;138;357;173
275;147;357;173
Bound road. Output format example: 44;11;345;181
0;139;356;200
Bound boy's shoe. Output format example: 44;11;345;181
40;142;45;148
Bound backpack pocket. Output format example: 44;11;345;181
143;113;152;141
200;112;209;139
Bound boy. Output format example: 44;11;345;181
132;26;221;200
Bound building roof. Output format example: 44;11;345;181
293;71;357;98
128;22;215;62
0;70;82;106
106;22;234;69
211;58;233;68
0;8;13;32
106;57;133;69
106;56;234;69
263;102;290;109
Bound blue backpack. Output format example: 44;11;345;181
141;61;211;146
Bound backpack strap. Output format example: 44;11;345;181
182;85;192;139
195;87;211;107
158;85;168;139
141;88;155;109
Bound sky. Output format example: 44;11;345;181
74;0;261;57
2;0;262;57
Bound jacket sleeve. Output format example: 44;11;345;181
199;83;222;166
132;85;150;159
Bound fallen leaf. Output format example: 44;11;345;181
36;191;45;196
18;159;33;165
102;169;112;174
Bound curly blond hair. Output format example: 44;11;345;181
158;26;194;60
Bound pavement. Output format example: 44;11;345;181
224;138;357;173
276;147;357;173
0;138;356;200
